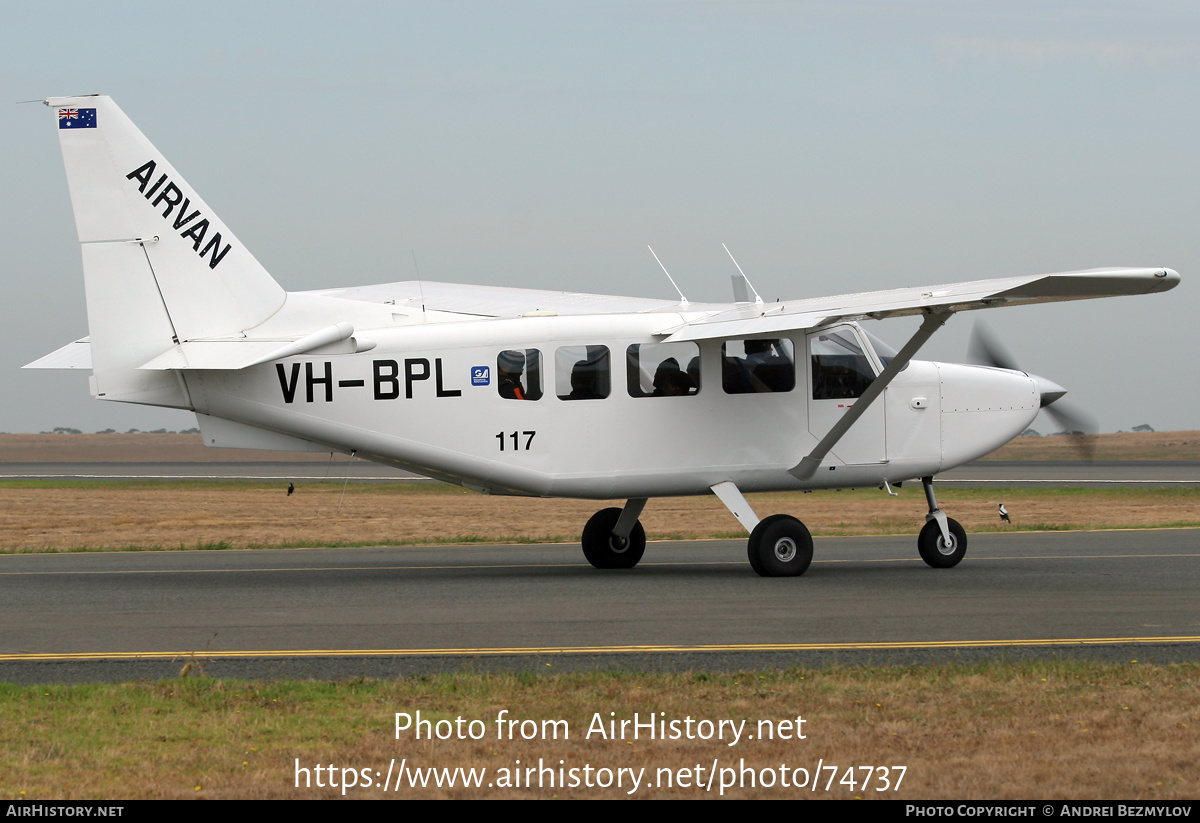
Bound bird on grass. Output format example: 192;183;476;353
287;482;294;496
998;503;1010;524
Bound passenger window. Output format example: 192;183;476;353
556;346;610;400
722;339;795;394
627;343;700;397
810;329;876;399
496;349;542;400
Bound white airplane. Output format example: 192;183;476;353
27;95;1180;576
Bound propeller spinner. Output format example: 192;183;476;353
968;324;1096;459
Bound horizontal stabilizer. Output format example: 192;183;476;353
24;337;92;370
139;341;301;370
138;323;366;370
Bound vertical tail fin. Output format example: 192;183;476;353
47;95;286;405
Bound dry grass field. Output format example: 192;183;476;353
2;482;1199;553
1;431;1198;552
983;430;1200;462
3;664;1197;799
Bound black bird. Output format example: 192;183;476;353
998;503;1010;524
287;482;294;496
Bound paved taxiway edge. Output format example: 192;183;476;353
3;641;1200;685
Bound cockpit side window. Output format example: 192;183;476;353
809;328;877;400
496;349;543;400
627;342;700;397
721;339;795;394
556;345;611;400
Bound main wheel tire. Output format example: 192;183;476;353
581;507;646;569
917;517;967;568
747;514;813;577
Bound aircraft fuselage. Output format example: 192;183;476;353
188;314;1040;498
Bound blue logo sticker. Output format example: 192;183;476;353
471;366;490;386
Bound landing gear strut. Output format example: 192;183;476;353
711;481;814;577
918;475;967;568
581;500;646;569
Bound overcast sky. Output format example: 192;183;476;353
2;1;1196;434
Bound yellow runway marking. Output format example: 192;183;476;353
4;636;1200;663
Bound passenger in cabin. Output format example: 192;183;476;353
567;359;603;400
658;371;692;396
724;339;794;393
652;358;686;396
744;339;794;392
497;350;527;400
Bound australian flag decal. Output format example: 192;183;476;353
58;108;97;129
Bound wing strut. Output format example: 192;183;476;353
789;309;951;480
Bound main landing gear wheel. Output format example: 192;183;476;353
581;507;646;569
747;514;813;577
917;518;967;568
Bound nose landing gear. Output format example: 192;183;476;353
918;475;967;568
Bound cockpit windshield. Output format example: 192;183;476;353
863;328;902;371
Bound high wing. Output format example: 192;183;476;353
292;266;1184;330
304;280;692;318
657;267;1179;342
26;267;1179;371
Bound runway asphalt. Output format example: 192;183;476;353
2;528;1198;682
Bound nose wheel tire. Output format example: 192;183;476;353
582;507;647;569
748;514;813;577
917;518;967;568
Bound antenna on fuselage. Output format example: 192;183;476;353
648;246;689;307
411;249;427;316
723;243;763;305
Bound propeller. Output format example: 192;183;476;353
968;323;1097;460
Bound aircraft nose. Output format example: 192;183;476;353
1031;374;1067;408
